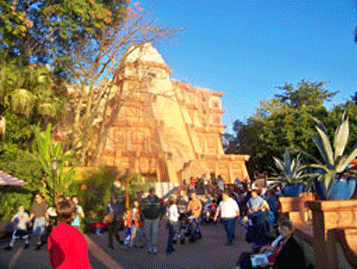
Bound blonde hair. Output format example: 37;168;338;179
169;195;177;205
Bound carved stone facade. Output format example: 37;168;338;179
98;43;249;184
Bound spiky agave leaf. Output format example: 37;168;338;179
284;150;291;174
334;112;349;159
315;126;334;168
337;143;357;173
312;117;328;134
273;157;285;173
273;150;306;184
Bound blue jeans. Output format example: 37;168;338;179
223;217;236;244
192;218;201;235
166;221;177;252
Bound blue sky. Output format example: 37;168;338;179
137;0;357;133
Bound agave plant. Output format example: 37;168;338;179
272;150;307;185
308;112;357;198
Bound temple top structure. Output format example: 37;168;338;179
125;43;166;64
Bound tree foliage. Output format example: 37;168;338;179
0;0;128;73
31;123;77;202
225;80;336;175
275;80;337;108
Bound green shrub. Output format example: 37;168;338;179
78;166;118;214
0;143;45;221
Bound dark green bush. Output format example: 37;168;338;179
0;143;45;221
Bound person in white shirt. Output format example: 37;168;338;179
5;205;30;250
214;192;240;246
166;195;179;254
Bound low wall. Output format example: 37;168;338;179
294;225;357;269
152;182;179;200
327;228;357;269
291;199;357;269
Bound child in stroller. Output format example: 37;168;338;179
176;212;201;244
202;199;217;224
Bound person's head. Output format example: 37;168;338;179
169;195;177;205
251;189;259;198
111;195;118;203
191;192;197;200
137;190;143;198
35;192;44;204
18;205;25;213
149;187;156;196
222;192;230;201
56;195;65;205
133;199;140;208
56;199;77;224
278;219;294;238
72;196;79;205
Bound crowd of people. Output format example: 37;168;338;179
3;174;308;268
4;193;86;252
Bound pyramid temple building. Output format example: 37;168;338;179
98;43;250;184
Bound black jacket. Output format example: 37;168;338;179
273;236;307;269
141;195;163;220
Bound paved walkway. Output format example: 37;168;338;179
0;221;252;269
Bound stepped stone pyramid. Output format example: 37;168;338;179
98;43;250;184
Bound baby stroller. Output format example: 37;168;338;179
177;212;201;244
202;202;217;224
245;211;272;252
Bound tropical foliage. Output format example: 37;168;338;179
77;166;119;214
0;143;44;221
0;1;177;221
307;112;357;198
272;150;307;185
31;123;77;202
77;166;153;214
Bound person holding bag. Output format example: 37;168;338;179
106;195;124;251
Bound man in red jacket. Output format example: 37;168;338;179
48;199;91;269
